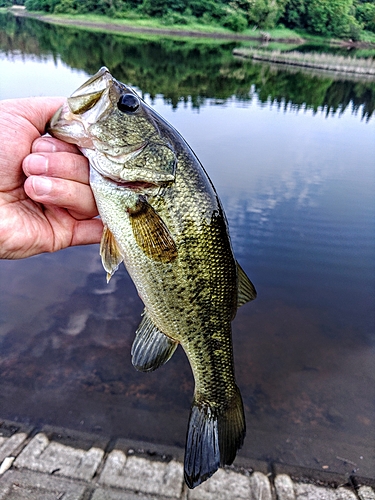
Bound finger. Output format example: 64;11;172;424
71;218;104;247
23;151;90;185
24;97;65;135
3;97;65;135
43;205;103;249
32;136;82;155
24;176;98;219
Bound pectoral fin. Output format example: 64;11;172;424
237;262;257;307
100;225;124;282
129;199;177;263
131;310;178;372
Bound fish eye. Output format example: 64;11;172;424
117;93;140;113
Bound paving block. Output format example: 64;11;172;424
249;471;273;500
99;450;183;498
92;488;180;500
0;469;86;500
0;433;28;463
40;425;109;452
358;486;375;500
14;433;104;481
295;483;357;500
275;474;296;500
334;488;358;500
188;468;251;500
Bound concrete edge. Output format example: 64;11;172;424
0;419;373;500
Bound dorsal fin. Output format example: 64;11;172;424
237;262;257;307
100;225;124;282
131;310;178;372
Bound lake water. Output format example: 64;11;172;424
0;12;374;480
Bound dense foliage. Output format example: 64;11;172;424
14;0;374;38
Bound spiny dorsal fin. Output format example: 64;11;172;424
131;310;178;372
100;225;124;282
129;199;177;263
237;262;257;307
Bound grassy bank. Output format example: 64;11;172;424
2;7;334;44
6;6;375;47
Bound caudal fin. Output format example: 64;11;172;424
184;387;246;489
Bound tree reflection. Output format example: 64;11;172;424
1;12;374;119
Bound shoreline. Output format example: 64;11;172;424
8;7;301;42
0;417;374;498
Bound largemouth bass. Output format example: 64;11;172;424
48;67;256;488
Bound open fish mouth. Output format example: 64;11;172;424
70;66;111;97
66;67;113;116
47;67;114;145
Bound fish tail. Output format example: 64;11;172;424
184;386;245;489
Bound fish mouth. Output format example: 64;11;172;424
70;67;112;99
66;67;113;115
47;67;114;144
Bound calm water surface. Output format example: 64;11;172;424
0;13;374;478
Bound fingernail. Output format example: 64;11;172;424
24;154;48;175
32;176;52;196
34;138;56;153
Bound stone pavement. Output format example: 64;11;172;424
0;419;373;500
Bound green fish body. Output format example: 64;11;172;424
48;67;256;488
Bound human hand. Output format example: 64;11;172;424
0;97;103;259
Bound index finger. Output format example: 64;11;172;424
32;136;83;155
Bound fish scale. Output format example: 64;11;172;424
48;66;257;489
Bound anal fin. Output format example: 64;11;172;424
131;310;178;372
237;262;257;307
100;225;124;282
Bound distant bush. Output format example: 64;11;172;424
161;11;189;25
244;0;287;29
25;0;60;12
281;0;306;28
222;9;248;31
356;2;375;33
306;0;362;39
53;0;77;14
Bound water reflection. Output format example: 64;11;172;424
1;11;375;119
0;11;374;479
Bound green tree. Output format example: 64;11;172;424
355;2;375;32
243;0;287;29
25;0;60;12
187;0;226;21
307;0;361;38
141;0;170;16
222;8;248;31
282;0;306;28
53;0;78;14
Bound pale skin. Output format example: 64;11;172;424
0;97;103;259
